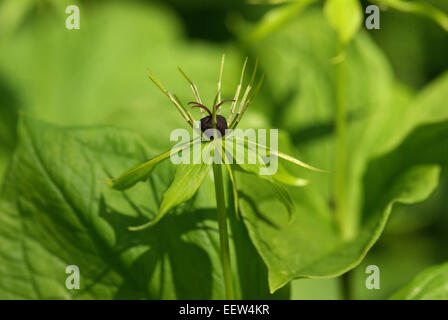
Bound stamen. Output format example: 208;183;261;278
214;99;235;113
188;101;213;117
229;57;248;121
230;73;264;129
147;68;194;127
237;58;259;116
178;67;204;115
213;54;226;110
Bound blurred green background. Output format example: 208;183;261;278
0;0;447;299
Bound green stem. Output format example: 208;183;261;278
341;272;352;300
334;45;354;300
334;47;350;240
212;163;235;300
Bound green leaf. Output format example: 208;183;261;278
228;137;300;220
238;9;448;292
269;181;296;223
108;150;172;191
0;116;287;299
130;142;214;230
239;162;442;292
235;136;325;172
109;139;198;191
390;262;448;300
273;163;309;187
324;0;363;44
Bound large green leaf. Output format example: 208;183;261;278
0;116;287;299
239;123;446;292
109;139;199;191
227;136;305;220
236;9;448;292
135;142;214;229
390;262;448;300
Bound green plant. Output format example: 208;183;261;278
108;56;323;299
0;1;447;300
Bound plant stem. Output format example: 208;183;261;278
341;272;353;300
334;47;350;240
212;162;235;300
334;45;354;300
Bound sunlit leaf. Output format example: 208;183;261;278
109;139;198;191
229;138;297;220
272;163;309;187
130;142;214;230
233;136;325;172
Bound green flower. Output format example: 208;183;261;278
109;55;323;230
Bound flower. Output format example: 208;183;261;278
109;55;324;230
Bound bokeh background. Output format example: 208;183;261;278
0;0;447;299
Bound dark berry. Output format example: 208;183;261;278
200;115;228;139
